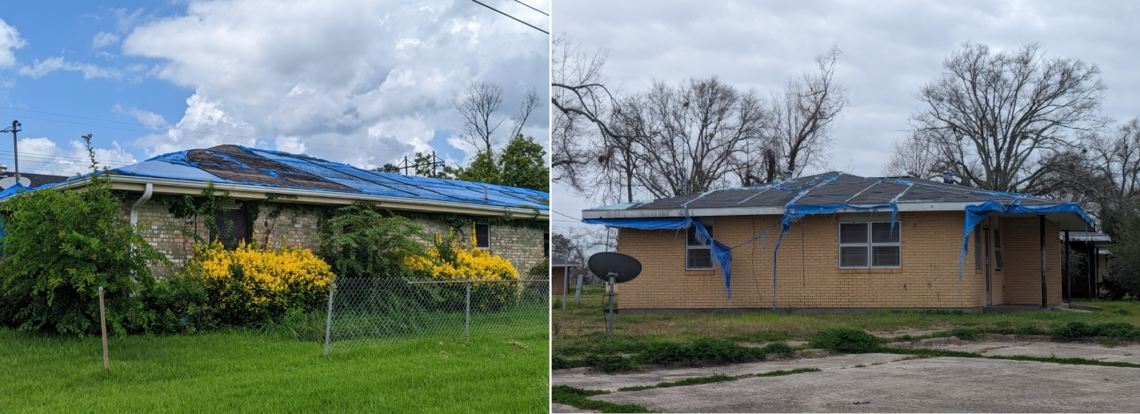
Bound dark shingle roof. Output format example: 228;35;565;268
625;171;1060;211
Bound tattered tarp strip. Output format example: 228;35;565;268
957;200;1093;283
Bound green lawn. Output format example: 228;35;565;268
0;328;549;413
554;284;1140;356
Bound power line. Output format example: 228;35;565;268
553;209;583;222
470;0;549;35
513;0;548;16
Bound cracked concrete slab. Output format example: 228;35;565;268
590;356;1140;413
552;353;909;392
551;402;596;413
979;342;1140;363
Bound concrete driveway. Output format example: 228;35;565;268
553;341;1140;412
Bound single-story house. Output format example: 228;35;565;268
2;145;549;276
582;172;1094;313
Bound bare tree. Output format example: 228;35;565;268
1040;118;1140;225
883;131;942;177
551;34;630;194
456;81;540;156
617;77;767;198
911;42;1105;193
768;45;848;178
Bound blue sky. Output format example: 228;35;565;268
0;0;549;176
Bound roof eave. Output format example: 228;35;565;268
582;202;1091;231
53;175;548;220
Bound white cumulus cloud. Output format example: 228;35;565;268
121;0;549;167
0;18;25;67
18;137;136;176
18;57;122;79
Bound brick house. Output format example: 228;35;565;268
37;145;549;276
582;172;1093;312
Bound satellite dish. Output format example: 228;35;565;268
0;176;31;190
587;252;642;283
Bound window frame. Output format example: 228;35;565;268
474;224;490;249
974;224;983;270
993;226;1004;271
685;223;715;271
210;208;250;250
838;221;901;269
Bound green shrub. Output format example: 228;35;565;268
319;203;427;279
1050;321;1095;340
687;337;757;363
634;341;690;365
949;327;979;340
761;341;795;356
0;135;168;335
810;328;881;353
583;354;640;373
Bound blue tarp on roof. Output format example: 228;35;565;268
30;145;548;211
585;172;1093;309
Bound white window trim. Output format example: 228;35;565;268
685;221;714;271
838;221;902;269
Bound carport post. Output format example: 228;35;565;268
1040;215;1047;308
1064;230;1070;303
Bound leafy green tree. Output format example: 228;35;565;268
318;202;428;279
0;135;168;335
499;135;549;192
454;150;502;185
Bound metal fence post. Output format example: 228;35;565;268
574;274;583;304
323;281;335;358
465;280;471;340
99;286;109;371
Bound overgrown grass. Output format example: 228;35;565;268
553;338;797;373
552;385;657;413
754;367;822;377
883;346;1140;368
0;328;548;412
617;374;737;392
554;284;1140;356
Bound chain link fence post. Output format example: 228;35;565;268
323;281;335;358
465;280;471;340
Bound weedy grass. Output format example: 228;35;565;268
552;385;657;413
0;328;548;413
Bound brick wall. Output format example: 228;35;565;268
128;200;547;277
614;211;1063;310
1000;216;1062;306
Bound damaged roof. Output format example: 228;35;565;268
584;171;1092;229
48;145;548;213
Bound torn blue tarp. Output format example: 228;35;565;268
957;199;1093;283
0;183;27;199
29;145;549;211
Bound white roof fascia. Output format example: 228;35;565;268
54;174;548;220
583;202;976;219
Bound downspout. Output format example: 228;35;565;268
130;183;154;225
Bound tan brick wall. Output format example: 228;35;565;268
615;211;1064;310
1000;216;1062;306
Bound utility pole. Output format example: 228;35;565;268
0;120;19;184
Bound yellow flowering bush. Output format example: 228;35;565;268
184;241;335;324
404;230;520;311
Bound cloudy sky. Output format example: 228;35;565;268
0;0;549;177
551;0;1140;238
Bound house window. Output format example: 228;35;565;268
974;225;982;270
475;224;490;249
211;209;249;249
839;222;900;268
994;228;1004;270
686;225;714;270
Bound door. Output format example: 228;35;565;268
983;226;992;306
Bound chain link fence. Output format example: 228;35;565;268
322;277;549;355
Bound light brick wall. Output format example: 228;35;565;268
128;200;547;277
1000;216;1062;306
615;211;1064;310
